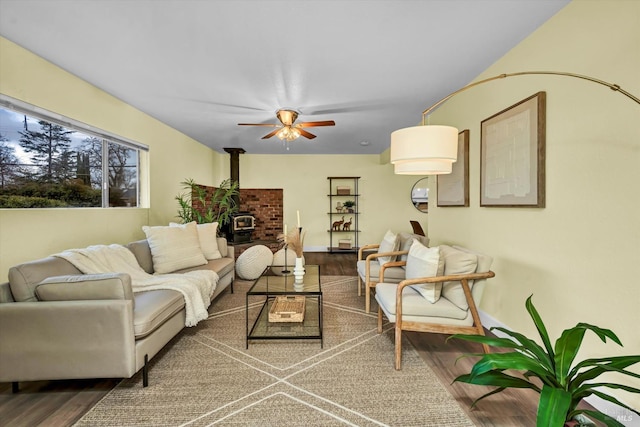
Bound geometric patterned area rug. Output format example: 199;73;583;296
74;276;475;426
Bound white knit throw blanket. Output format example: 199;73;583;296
55;244;218;327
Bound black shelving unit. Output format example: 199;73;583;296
327;177;360;253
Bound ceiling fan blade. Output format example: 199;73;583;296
298;128;317;139
261;128;282;139
238;123;280;127
300;101;389;115
295;120;336;128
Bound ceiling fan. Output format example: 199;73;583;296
238;109;335;141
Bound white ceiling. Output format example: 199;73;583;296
0;0;570;155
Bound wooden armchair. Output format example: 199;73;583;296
356;232;430;313
357;244;408;313
375;245;495;370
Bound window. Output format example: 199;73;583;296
0;98;147;208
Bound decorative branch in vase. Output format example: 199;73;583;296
286;228;306;289
286;228;305;257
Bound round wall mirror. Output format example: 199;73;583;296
411;178;429;213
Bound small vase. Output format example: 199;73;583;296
293;257;305;291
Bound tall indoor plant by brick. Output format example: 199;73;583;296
175;178;239;228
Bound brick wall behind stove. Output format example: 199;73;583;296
192;186;283;241
239;188;283;241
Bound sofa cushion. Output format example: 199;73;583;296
377;230;400;264
216;237;229;258
440;245;478;310
9;257;82;302
133;289;185;338
174;257;234;279
171;222;221;260
375;282;468;320
0;282;15;303
405;242;444;303
142;222;207;274
35;273;134;305
126;240;155;274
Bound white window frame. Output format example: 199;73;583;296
0;94;149;208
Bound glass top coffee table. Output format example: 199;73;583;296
245;264;323;348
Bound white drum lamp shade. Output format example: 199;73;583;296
390;125;459;162
394;160;453;175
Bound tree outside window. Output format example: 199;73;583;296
0;106;140;208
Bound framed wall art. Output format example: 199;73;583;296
437;129;469;207
480;91;546;207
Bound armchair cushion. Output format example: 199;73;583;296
376;282;468;320
356;260;406;283
377;230;400;264
440;245;478;310
398;232;430;263
35;273;134;304
405;242;444;303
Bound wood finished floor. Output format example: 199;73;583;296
0;252;600;427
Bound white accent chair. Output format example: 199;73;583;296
357;232;429;313
375;245;495;370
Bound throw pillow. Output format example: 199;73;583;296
377;230;400;265
440;245;478;310
170;222;221;260
142;222;207;274
405;241;444;303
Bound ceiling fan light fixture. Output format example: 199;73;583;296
238;107;334;141
277;126;301;141
276;109;299;126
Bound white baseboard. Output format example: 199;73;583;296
478;310;639;426
478;309;511;339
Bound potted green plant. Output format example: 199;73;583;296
450;296;640;427
343;200;355;213
175;178;239;229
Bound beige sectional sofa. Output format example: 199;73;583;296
0;236;234;391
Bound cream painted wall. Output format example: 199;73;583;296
428;0;640;412
236;154;423;250
0;35;425;280
0;37;223;279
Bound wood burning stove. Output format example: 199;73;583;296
226;212;255;244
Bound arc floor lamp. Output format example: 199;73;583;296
390;71;640;175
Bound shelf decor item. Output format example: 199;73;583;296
338;239;352;250
343;200;355;213
337;186;351;195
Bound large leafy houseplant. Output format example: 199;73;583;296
451;296;640;427
175;178;239;227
